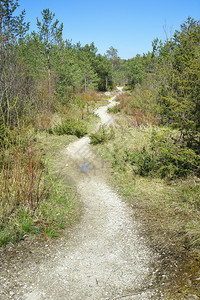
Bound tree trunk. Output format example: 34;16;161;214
105;75;108;90
84;75;87;92
47;53;51;104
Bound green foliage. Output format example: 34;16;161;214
157;18;200;152
90;125;114;145
0;0;29;45
0;209;37;247
107;104;120;114
115;17;200;173
121;130;200;179
53;116;88;138
36;8;63;45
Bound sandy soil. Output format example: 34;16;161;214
0;87;161;299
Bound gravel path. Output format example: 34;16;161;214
1;87;159;299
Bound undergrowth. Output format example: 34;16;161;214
118;130;200;179
0;132;79;246
116;88;159;126
0;91;100;246
107;104;120;114
90;125;114;145
0;128;48;224
52;116;88;137
95;124;200;298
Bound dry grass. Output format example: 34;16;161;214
0;127;80;246
116;87;159;126
34;111;54;132
0;136;48;223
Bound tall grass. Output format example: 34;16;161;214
0;131;49;224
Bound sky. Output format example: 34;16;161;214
17;0;200;59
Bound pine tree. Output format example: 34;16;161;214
0;0;29;49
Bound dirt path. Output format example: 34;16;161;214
1;87;160;299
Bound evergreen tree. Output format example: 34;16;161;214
36;8;63;97
0;0;29;48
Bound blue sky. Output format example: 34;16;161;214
18;0;200;59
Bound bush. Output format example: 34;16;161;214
117;90;159;126
90;125;114;145
150;131;199;178
107;104;120;114
53;116;88;138
115;130;200;179
34;112;53;132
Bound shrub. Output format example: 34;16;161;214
107;104;120;114
90;125;114;145
114;130;200;179
53;116;88;138
117;90;159;126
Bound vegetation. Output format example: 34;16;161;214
0;132;80;246
0;2;199;296
0;0;115;245
90;125;114;145
96;125;200;298
107;103;121;114
118;129;199;179
115;17;200;178
91;17;200;298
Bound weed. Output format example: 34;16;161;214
45;228;58;238
34;112;53;132
117;88;159;126
0;134;49;223
0;129;80;246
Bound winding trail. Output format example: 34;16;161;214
1;87;158;299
